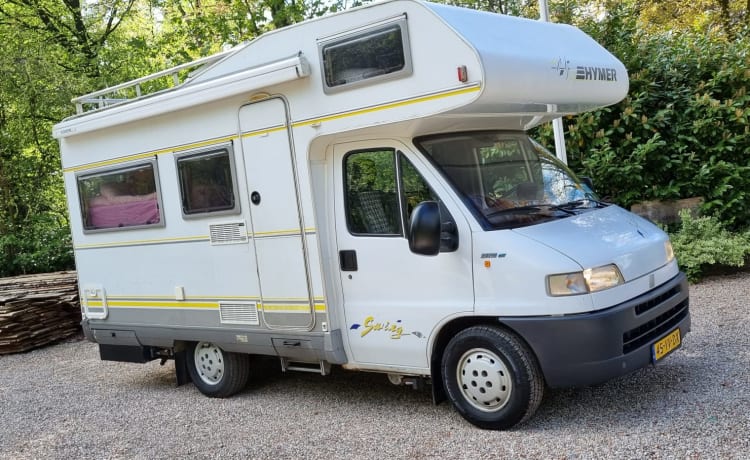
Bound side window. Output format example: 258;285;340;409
400;153;437;222
77;161;163;232
176;146;239;217
345;149;401;235
400;154;458;252
319;17;412;93
344;149;458;250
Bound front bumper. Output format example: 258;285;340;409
501;272;690;388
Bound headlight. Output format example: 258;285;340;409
665;240;675;263
547;272;588;296
547;264;624;296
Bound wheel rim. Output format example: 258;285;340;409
193;342;225;386
456;347;512;412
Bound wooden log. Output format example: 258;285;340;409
630;197;704;225
0;271;81;355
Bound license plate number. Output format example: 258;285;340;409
652;328;681;362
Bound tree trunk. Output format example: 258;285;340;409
717;0;733;38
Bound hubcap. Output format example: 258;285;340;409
193;342;225;386
456;347;512;412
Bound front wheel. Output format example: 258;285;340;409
441;326;544;430
187;341;250;398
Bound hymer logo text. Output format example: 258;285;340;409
576;66;617;81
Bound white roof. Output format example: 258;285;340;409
54;0;628;139
426;2;628;115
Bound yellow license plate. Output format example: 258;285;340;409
652;328;681;362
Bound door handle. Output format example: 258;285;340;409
339;250;358;271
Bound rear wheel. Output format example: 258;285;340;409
441;326;544;430
187;341;250;398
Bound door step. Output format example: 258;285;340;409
280;357;331;375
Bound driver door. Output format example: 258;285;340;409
333;140;474;369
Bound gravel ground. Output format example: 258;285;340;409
1;273;749;459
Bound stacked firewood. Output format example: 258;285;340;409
0;271;81;354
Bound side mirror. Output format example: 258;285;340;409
408;201;441;256
581;176;595;191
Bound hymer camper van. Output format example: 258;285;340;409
54;0;690;429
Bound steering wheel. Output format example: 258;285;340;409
484;194;514;210
496;184;519;200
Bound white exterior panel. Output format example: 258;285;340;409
52;1;684;384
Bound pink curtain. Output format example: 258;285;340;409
89;200;159;229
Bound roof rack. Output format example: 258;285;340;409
71;49;236;115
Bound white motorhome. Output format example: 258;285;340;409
53;0;690;429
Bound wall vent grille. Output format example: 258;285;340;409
219;302;259;325
209;221;248;245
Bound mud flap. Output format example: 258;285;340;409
174;349;191;386
431;363;447;405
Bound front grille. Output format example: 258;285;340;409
623;299;689;354
634;285;682;315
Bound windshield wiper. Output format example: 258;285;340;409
555;199;609;210
485;204;574;219
484;198;611;220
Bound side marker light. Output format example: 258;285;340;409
457;65;468;83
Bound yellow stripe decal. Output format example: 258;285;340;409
66;151;158;173
293;85;481;127
64;85;481;174
103;295;325;302
253;228;316;237
75;235;209;250
89;300;217;309
64;134;237;173
240;124;286;139
75;228;317;250
87;299;327;312
261;304;313;312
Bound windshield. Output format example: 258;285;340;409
415;131;604;229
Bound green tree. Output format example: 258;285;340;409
636;0;749;39
150;0;341;65
438;0;534;15
0;0;341;276
0;24;76;275
0;0;138;78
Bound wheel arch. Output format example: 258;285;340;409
429;316;545;404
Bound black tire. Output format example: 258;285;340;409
441;325;544;430
187;341;250;398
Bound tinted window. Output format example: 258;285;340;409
400;153;437;222
344;149;401;235
321;19;411;92
343;149;457;252
176;148;238;216
77;162;162;231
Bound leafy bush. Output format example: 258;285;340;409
669;210;750;282
0;213;74;277
535;5;750;230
